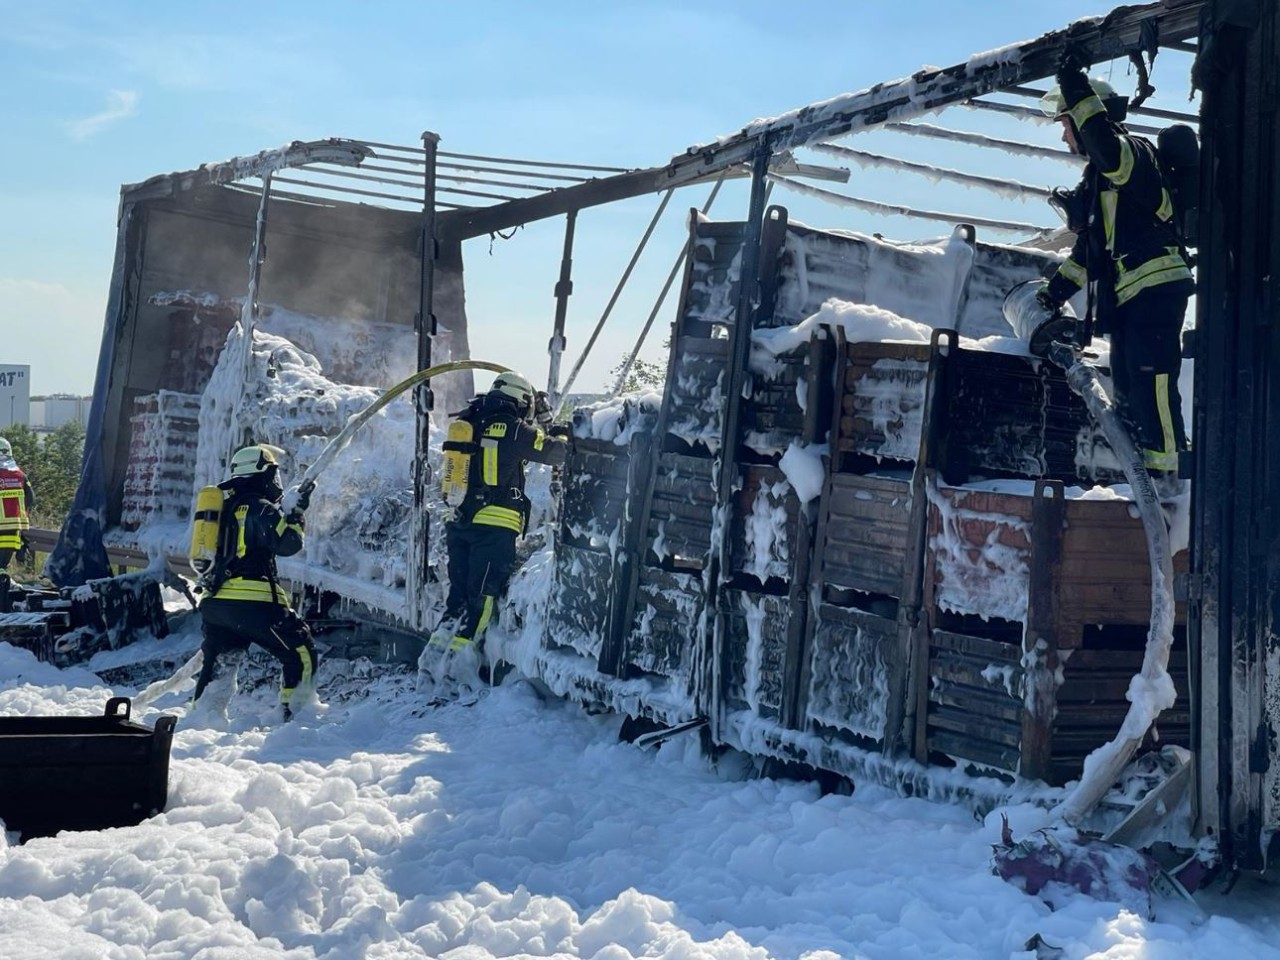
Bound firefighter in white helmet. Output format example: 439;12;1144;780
191;443;318;722
421;371;569;698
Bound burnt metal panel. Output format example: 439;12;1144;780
1190;0;1280;870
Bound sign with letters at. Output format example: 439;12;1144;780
0;364;31;429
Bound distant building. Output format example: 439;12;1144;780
30;395;92;434
0;364;31;429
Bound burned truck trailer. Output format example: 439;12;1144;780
45;0;1280;871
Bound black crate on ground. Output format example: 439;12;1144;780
0;697;177;840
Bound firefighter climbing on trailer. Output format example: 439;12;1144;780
1034;53;1196;498
421;371;570;700
190;443;319;722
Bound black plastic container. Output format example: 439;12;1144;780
0;697;177;840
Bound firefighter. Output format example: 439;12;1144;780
191;443;318;722
0;438;35;571
1037;56;1195;492
421;371;569;697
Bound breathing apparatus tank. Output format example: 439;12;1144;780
440;418;476;508
189;485;225;580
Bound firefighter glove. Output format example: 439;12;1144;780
1035;287;1063;316
295;479;315;512
534;390;554;427
1055;58;1091;103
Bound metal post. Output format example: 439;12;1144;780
229;173;273;461
554;189;674;409
547;210;577;397
410;131;442;631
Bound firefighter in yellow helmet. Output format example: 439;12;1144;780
1037;55;1194;492
0;437;35;572
191;443;318;722
421;371;568;699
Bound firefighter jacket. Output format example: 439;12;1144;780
1045;72;1194;326
454;394;569;534
208;494;304;604
0;466;34;549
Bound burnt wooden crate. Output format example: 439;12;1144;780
546;546;615;662
721;590;789;721
0;697;177;840
558;438;631;548
816;473;914;601
0;611;66;662
923;628;1026;774
1051;635;1192;785
681;219;746;334
623;566;704;681
833;341;931;472
938;348;1121;486
645;453;716;568
729;465;801;585
664;338;730;452
803;604;901;745
741;352;807;456
916;480;1192;784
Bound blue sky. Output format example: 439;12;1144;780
2;1;1188;395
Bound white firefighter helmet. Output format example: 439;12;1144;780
228;443;286;478
1040;76;1128;123
0;437;11;458
490;371;535;415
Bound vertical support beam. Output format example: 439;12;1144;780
547;210;577;397
1191;0;1279;870
908;329;956;763
703;140;774;739
1022;479;1065;783
600;430;653;677
409;131;441;631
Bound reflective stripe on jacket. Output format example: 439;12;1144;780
1046;90;1193;312
209;498;304;603
0;468;31;532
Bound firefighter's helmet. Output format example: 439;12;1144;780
490;371;535;416
1040;76;1128;124
229;443;286;478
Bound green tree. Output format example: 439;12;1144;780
609;355;666;394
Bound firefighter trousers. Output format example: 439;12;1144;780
195;596;318;706
1108;286;1190;473
443;522;517;648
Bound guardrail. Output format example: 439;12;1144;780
25;529;195;578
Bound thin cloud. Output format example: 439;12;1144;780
67;89;138;141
